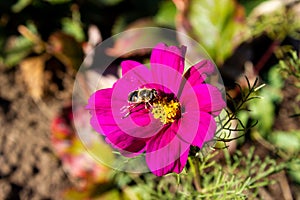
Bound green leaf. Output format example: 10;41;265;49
11;0;32;13
62;18;85;42
2;22;41;67
269;131;300;154
154;0;176;28
268;63;284;90
61;5;85;42
3;36;33;67
186;0;249;65
287;159;300;184
248;91;275;136
247;91;278;136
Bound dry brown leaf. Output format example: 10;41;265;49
20;55;47;101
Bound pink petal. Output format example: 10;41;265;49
150;43;186;74
89;111;113;136
150;148;189;176
145;121;192;176
86;89;152;156
150;64;183;95
113;64;153;95
109;65;164;138
121;60;144;76
185;59;216;86
92;102;157;155
106;130;147;157
86;84;160;139
86;88;114;135
86;88;113;110
128;104;152;127
191;112;216;147
181;84;226;116
92;97;161;140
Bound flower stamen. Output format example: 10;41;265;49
151;97;181;124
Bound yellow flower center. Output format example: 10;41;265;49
151;97;181;124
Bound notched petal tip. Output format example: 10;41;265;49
121;60;144;76
150;43;186;74
185;59;216;86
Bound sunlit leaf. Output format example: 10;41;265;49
249;90;275;137
62;18;85;42
18;24;45;53
61;6;85;42
174;0;250;65
268;64;284;89
20;55;48;100
154;0;176;28
11;0;32;13
2;22;45;67
269;131;300;154
2;36;33;67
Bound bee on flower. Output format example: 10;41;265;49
86;43;226;176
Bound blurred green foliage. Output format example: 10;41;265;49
188;0;249;65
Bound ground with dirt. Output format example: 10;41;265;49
0;66;72;200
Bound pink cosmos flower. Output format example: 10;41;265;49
86;43;226;176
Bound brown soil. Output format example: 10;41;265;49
0;65;72;200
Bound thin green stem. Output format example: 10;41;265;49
190;156;202;192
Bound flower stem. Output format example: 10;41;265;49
191;156;202;192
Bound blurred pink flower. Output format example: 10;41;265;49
51;105;110;186
86;43;226;176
